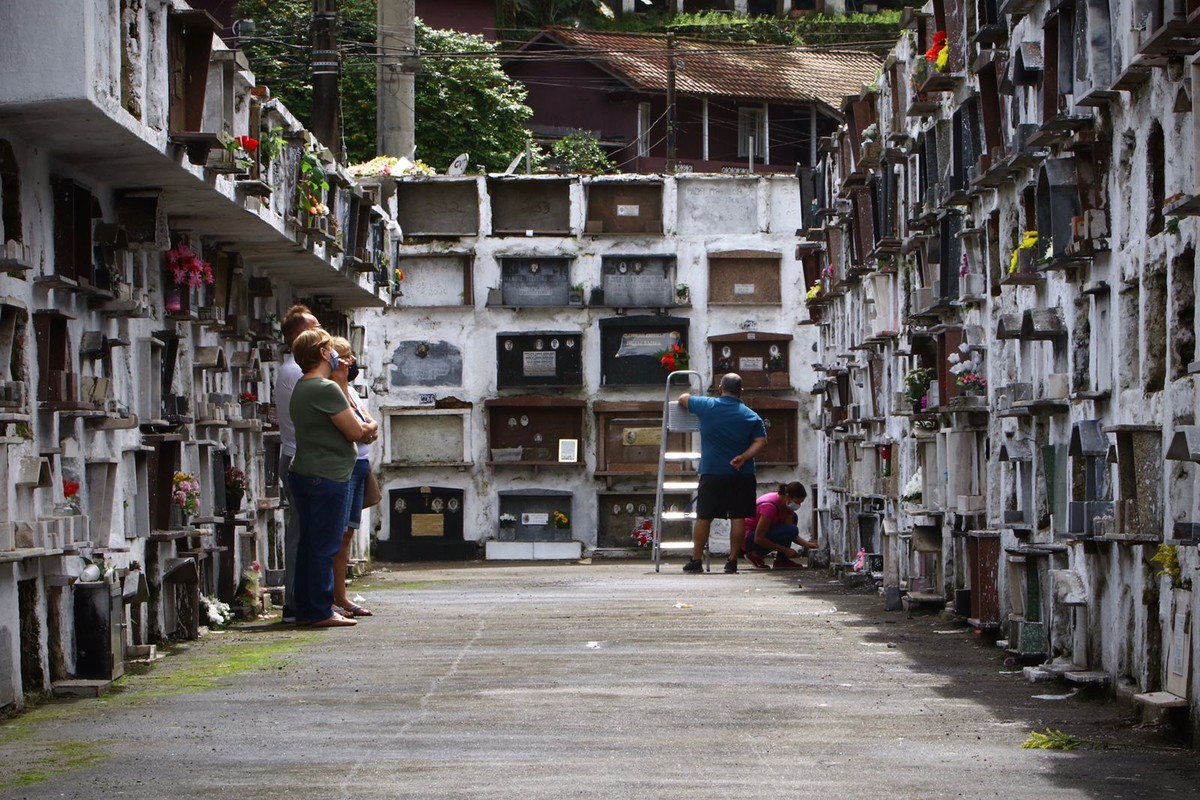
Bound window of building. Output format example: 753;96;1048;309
738;106;766;160
637;102;652;157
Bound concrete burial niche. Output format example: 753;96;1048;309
708;332;793;390
593;401;687;477
496;331;583;388
585;181;663;234
1036;157;1083;258
394;179;480;238
745;397;800;466
389;340;463;388
599;255;677;307
599;315;689;387
382;406;472;466
488;177;573;235
484;396;586;465
675;176;757;235
491;489;582;560
393;253;473;306
596;491;692;550
707;250;782;305
379;485;471;562
498;256;572;307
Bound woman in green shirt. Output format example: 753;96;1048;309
288;328;378;627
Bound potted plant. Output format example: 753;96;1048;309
553;510;570;530
239;391;259;419
172;471;201;527
675;283;690;304
225;466;249;512
903;367;936;412
569;283;586;305
499;512;517;528
657;344;689;372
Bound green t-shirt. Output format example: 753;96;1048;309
289;377;356;482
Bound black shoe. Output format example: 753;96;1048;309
682;559;703;573
724;559;738;573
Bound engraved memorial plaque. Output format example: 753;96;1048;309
600;315;689;386
497;331;583;387
411;514;444;537
500;257;571;306
391;340;463;387
600;255;675;307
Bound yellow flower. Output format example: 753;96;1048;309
935;46;949;72
807;284;823;300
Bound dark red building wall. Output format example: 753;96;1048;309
506;54;637;140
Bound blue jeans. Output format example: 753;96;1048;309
744;523;798;556
345;458;370;530
288;471;351;622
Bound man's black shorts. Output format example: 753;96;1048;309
695;473;757;520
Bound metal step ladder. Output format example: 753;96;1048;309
652;370;703;572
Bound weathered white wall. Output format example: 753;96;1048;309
358;173;819;552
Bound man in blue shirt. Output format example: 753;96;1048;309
678;373;768;573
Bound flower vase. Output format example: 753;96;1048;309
225;490;244;513
171;505;188;530
165;285;182;313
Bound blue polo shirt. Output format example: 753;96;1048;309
686;395;767;475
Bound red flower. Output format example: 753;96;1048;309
925;30;948;62
63;480;80;498
660;353;676;369
236;135;259;152
878;445;891;461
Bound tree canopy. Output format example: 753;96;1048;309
235;1;534;171
414;25;533;172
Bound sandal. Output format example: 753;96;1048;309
341;604;373;617
311;613;357;628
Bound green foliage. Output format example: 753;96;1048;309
236;0;378;163
415;24;535;172
499;0;612;29
593;10;902;50
551;130;613;174
1021;729;1098;751
236;2;534;170
903;367;936;404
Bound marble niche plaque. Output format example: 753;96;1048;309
600;255;675;307
496;331;583;388
390;340;463;387
499;257;571;307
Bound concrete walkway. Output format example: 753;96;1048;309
1;562;1195;799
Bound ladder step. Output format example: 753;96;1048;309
657;541;694;549
661;511;697;521
664;451;701;460
662;480;699;490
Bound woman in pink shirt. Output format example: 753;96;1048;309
743;482;817;570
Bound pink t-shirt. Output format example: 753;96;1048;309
745;492;791;532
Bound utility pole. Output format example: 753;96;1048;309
312;0;341;160
377;0;417;159
665;33;677;173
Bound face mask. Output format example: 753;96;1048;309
328;350;340;370
788;502;800;510
347;362;360;382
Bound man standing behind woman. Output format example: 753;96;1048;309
328;336;376;617
678;373;768;574
275;304;320;623
288;328;378;627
